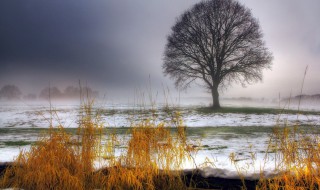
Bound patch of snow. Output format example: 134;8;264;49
1;102;320;178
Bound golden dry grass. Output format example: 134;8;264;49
100;111;191;190
0;102;193;190
3;96;319;189
257;125;320;189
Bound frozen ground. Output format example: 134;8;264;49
0;101;319;128
0;101;320;177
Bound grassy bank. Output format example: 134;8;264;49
197;106;320;115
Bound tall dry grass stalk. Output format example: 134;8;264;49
0;101;104;189
257;66;320;189
257;125;320;189
0;100;193;189
101;111;191;190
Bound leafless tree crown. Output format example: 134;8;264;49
163;0;273;91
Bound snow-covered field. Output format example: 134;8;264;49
0;100;319;177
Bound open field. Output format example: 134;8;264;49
1;101;320;177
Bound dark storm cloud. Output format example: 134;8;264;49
1;2;104;62
0;0;124;86
0;0;198;90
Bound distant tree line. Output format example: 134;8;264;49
0;85;99;101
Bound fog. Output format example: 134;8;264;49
0;0;319;105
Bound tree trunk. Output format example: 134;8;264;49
211;85;220;109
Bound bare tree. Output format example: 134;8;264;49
0;85;22;100
39;87;62;100
163;0;272;108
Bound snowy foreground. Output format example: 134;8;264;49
0;101;320;178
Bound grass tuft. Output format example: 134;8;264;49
257;125;320;189
0;101;194;190
3;141;33;146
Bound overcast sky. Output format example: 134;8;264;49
0;0;319;100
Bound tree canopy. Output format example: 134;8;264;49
163;0;273;108
0;85;22;100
